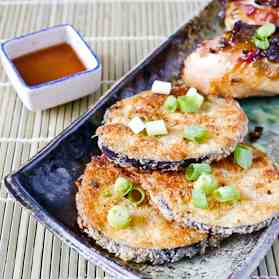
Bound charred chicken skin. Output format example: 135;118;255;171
183;21;279;98
224;0;279;30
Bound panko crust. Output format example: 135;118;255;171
139;147;279;235
76;156;207;263
96;90;248;170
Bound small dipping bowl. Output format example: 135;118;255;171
0;24;101;111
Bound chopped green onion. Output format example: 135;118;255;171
145;120;168;136
177;88;204;113
252;23;276;50
186;163;212;181
127;187;145;205
234;144;253;169
151;80;172;95
183;125;209;143
194;174;218;195
192;188;208;209
256;23;276;39
163;95;177;112
107;205;131;229
113;177;133;197
128;116;145;134
253;37;270;50
103;191;112;198
213;186;240;203
91;134;98;139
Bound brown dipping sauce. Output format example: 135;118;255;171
12;43;86;86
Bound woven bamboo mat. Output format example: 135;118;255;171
0;0;278;278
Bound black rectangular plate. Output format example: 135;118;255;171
5;1;279;278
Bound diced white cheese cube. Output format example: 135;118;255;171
151;80;172;95
145;120;168;136
128;116;145;134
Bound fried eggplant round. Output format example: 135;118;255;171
96;90;248;171
76;156;207;264
140;147;279;236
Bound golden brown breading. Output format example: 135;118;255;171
96;91;247;164
76;156;207;263
140;147;279;235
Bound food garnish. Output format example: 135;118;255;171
178;87;204;113
128;116;145;134
127;188;145;206
252;23;276;50
163;95;177;112
213;186;241;203
183;125;209;143
186;163;212;181
194;174;218;195
151;80;172;95
234;144;253;169
145;120;168;136
107;205;131;229
113;176;133;197
192;188;209;209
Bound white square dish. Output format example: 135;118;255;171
0;24;101;111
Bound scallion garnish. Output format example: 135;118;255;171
107;205;131;229
183;125;209;143
113;177;133;197
192;188;208;209
256;23;276;39
151;80;172;95
194;174;218;195
254;38;270;50
128;116;145;134
213;186;240;203
177;88;204;113
145;120;168;136
252;23;276;50
103;191;112;198
163;95;177;112
127;187;145;205
234;144;253;169
186;163;212;181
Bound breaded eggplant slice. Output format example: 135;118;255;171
224;0;279;30
183;21;279;98
76;156;207;264
96;90;248;171
140;147;279;236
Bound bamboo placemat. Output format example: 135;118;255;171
0;0;278;278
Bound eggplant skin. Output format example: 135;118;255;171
153;193;277;236
97;90;248;171
140;147;279;236
99;143;210;171
75;156;208;264
186;217;277;236
77;210;207;265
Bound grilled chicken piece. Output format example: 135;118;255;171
183;21;279;98
224;0;279;30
